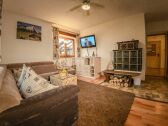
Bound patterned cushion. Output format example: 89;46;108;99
20;68;58;98
17;64;30;88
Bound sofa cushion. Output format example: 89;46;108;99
0;70;22;113
32;64;57;74
18;64;30;88
20;68;58;98
0;65;7;90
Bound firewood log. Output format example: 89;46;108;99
124;83;128;87
110;75;114;80
109;80;113;84
120;83;124;87
114;83;117;87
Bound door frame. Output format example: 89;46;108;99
165;33;168;80
146;33;167;78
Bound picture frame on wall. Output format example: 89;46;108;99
17;21;42;41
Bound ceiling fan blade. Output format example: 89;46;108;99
69;4;81;11
90;2;105;8
85;0;91;3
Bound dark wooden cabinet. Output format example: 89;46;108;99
113;49;142;72
117;40;139;50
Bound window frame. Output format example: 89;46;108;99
58;36;75;58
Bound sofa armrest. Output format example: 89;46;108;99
0;85;79;126
21;85;79;104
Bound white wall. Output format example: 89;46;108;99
0;24;1;61
1;11;53;63
80;13;146;80
146;20;168;34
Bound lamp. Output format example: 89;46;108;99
81;3;90;10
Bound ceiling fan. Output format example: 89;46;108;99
69;0;104;15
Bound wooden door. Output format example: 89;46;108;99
146;35;166;76
166;34;168;80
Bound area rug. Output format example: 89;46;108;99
74;80;135;126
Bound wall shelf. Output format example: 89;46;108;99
75;57;101;78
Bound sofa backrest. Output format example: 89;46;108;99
6;61;58;80
31;64;57;74
6;61;54;70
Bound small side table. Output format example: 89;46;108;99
50;74;77;86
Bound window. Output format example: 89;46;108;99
59;37;75;57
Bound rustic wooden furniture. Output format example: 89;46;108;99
50;74;77;86
113;40;142;72
103;70;141;87
117;40;139;50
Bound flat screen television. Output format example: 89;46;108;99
80;35;96;48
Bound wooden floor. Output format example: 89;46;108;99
146;68;165;77
77;76;106;84
78;76;168;126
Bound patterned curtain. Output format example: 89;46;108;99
0;0;3;19
0;0;3;62
76;34;81;57
53;27;60;60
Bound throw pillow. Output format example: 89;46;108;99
20;68;57;98
17;64;30;88
0;70;22;113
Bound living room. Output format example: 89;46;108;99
0;0;168;126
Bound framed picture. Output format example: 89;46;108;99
17;21;42;41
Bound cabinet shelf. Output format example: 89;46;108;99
75;57;101;78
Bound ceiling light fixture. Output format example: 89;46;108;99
81;3;90;10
